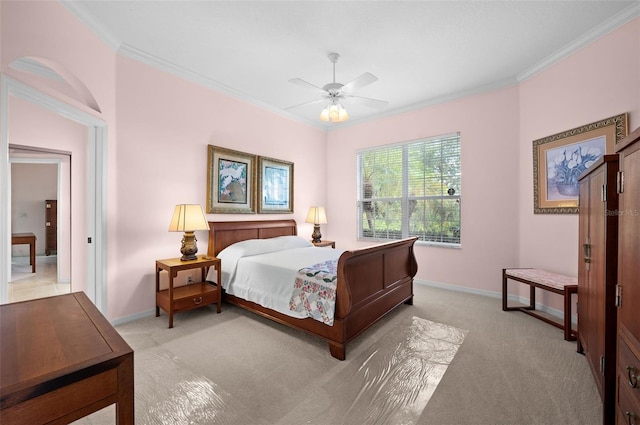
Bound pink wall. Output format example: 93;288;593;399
518;17;639;309
326;86;521;293
327;17;639;309
110;55;325;319
1;1;117;297
2;1;326;321
2;1;638;321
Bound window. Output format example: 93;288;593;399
357;133;461;246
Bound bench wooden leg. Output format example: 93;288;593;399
528;284;536;310
503;269;536;312
502;269;508;311
564;285;577;342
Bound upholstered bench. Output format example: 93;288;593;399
502;268;578;341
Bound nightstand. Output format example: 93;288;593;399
312;240;335;248
155;255;221;328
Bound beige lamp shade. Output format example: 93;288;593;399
168;204;209;232
306;207;327;243
305;206;327;224
168;204;209;261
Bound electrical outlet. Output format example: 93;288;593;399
186;275;193;284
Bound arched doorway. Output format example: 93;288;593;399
1;75;108;313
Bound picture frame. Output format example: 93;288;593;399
258;156;294;213
207;145;257;214
533;113;627;214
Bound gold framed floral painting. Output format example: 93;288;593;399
533;113;627;214
207;145;257;214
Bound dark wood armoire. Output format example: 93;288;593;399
578;154;619;423
45;200;57;256
615;127;640;424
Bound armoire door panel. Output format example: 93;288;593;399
578;154;619;424
615;127;640;425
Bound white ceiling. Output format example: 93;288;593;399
62;1;639;128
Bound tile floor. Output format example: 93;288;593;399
9;255;70;303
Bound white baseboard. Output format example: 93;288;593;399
415;279;577;325
110;308;155;327
110;279;577;327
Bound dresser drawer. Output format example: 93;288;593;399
618;338;640;424
619;339;640;394
618;382;640;425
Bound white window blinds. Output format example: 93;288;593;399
357;133;461;246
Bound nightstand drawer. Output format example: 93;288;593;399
172;284;219;311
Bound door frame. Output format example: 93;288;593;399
1;75;108;313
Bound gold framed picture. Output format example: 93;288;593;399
258;156;294;214
207;145;257;214
533;113;627;214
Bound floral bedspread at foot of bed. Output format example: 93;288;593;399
289;259;338;325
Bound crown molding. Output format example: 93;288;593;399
118;44;325;130
60;0;122;52
517;2;640;82
328;76;519;131
61;0;640;131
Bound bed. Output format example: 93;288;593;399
206;219;418;360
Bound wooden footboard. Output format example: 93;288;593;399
334;237;418;357
207;220;418;360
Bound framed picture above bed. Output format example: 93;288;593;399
258;156;294;213
207;145;257;214
533;113;627;214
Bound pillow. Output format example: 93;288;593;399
221;235;311;258
269;235;313;250
212;236;313;286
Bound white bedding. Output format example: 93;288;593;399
205;236;344;318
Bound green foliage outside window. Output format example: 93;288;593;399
358;134;461;245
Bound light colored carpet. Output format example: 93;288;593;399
74;283;601;425
276;316;466;425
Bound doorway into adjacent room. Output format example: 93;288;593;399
9;153;72;303
1;74;108;313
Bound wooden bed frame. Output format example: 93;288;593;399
207;219;418;360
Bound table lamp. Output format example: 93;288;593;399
305;206;327;243
168;204;209;261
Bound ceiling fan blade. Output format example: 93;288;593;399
345;95;388;109
341;72;378;93
285;98;325;110
288;78;327;94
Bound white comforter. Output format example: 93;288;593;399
206;236;343;319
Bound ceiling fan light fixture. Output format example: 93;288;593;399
338;106;349;122
290;52;382;123
319;107;330;122
320;102;349;123
328;104;340;121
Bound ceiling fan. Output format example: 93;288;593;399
287;52;388;122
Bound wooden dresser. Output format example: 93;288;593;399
0;292;134;424
45;199;57;255
615;127;640;424
577;154;619;423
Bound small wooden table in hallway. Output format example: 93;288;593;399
11;232;36;273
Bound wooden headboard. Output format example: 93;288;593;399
207;220;297;257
